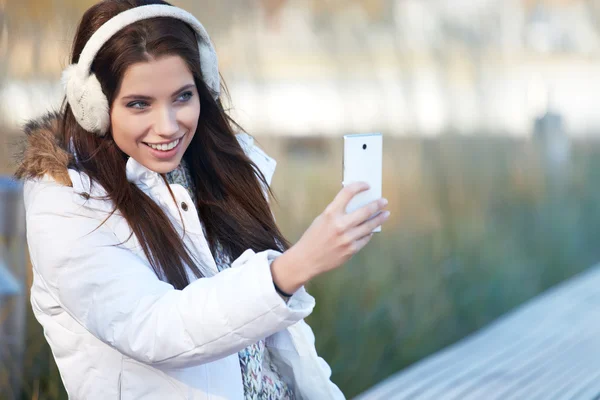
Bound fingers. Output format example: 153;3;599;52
347;210;390;240
329;182;370;213
345;198;388;228
352;232;374;253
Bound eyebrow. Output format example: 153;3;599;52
120;83;196;101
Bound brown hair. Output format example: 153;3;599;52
62;0;290;289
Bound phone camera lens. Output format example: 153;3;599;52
363;144;367;150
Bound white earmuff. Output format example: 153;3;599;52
62;65;110;135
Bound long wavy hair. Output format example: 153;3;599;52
61;0;290;289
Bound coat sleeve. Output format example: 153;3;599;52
293;320;346;399
238;135;344;398
24;179;315;369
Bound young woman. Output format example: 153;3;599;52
15;0;390;398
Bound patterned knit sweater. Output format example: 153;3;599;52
166;161;294;400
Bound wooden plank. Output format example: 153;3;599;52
356;264;600;400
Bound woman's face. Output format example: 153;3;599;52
110;55;200;174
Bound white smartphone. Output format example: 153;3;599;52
343;133;383;232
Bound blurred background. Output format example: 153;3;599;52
3;0;600;398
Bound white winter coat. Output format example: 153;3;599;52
18;113;345;399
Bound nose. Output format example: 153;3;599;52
153;106;179;137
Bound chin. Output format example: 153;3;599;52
145;158;181;174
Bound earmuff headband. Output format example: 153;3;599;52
62;4;219;135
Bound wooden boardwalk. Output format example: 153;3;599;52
356;264;600;400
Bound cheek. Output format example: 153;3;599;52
184;100;201;129
110;109;147;149
180;101;200;140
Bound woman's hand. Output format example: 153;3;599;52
270;182;390;294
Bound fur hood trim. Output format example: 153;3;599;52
14;112;73;187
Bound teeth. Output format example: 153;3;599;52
148;138;180;151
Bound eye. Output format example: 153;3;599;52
176;91;194;102
126;100;149;110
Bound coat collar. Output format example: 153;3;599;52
125;156;163;189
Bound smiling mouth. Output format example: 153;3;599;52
143;137;182;151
